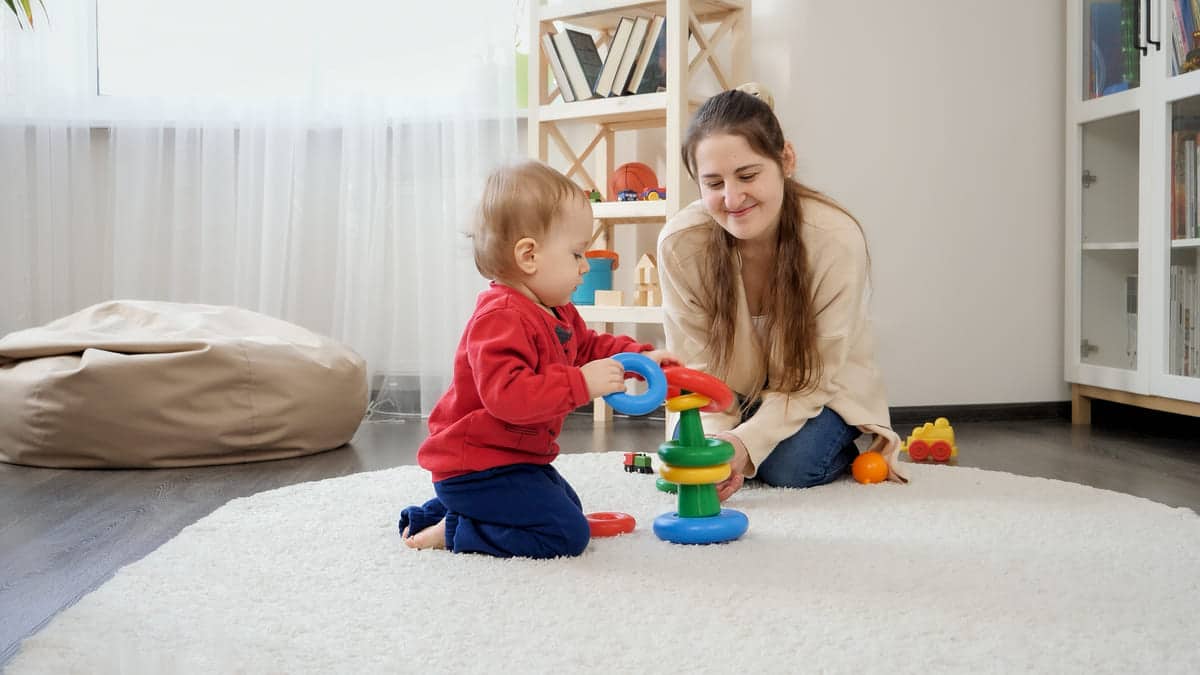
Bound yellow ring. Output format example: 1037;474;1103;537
666;393;711;412
659;463;731;485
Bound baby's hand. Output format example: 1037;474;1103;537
641;349;683;368
581;358;627;399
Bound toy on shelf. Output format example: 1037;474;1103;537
640;187;666;201
634;254;661;307
594;290;624;306
603;352;749;545
623;452;653;474
571;250;619;305
586;189;603;203
900;417;958;462
617;189;640;201
851;451;889;484
609;162;658;201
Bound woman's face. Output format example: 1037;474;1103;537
694;132;792;245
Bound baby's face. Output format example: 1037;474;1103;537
527;196;593;308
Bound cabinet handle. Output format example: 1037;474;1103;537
1146;0;1161;52
1138;0;1148;56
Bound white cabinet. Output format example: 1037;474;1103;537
1067;0;1200;420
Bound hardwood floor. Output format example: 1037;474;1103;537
2;403;1198;666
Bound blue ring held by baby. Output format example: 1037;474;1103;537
603;352;667;417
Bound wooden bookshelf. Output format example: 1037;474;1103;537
576;305;664;324
528;0;751;422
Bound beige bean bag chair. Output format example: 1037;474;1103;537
0;300;368;468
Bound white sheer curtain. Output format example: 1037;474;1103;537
0;1;521;417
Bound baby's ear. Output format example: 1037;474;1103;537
513;237;539;274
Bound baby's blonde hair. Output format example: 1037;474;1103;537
471;160;586;280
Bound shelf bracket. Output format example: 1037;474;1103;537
546;123;606;193
688;11;738;90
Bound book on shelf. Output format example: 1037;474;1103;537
540;33;576;103
593;16;635;97
1170;119;1200;239
612;16;650;97
1126;274;1137;369
1169;265;1198;376
626;16;666;95
552;29;604;102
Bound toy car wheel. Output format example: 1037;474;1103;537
930;441;952;462
908;440;929;461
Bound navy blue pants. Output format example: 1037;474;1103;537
399;463;591;559
675;404;861;489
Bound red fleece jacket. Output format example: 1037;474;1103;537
418;283;654;481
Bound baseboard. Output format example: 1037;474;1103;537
890;401;1070;426
572;401;1072;425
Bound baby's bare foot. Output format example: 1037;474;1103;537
403;518;447;550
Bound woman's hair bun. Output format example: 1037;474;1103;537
733;82;775;111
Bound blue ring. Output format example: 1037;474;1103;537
652;509;749;544
603;352;667;416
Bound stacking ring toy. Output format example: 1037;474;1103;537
658;438;735;467
653;509;749;545
663;366;734;413
665;392;711;412
586;511;636;537
603;352;668;416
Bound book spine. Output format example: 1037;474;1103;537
541;33;576;103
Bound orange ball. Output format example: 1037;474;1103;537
851;451;889;484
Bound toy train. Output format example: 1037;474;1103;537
900;417;958;462
623;452;653;473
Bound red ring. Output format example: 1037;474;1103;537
662;366;733;413
586;511;636;538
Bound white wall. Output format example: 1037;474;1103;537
749;0;1068;406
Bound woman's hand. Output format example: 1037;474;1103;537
880;445;909;484
641;349;683;368
712;431;751;501
716;468;745;502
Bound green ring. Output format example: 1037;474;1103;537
657;438;734;467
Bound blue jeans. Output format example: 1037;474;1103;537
676;404;861;489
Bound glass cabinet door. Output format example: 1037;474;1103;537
1080;112;1140;370
1167;0;1200;78
1084;0;1142;100
1166;97;1200;378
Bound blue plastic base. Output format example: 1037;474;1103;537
652;508;748;545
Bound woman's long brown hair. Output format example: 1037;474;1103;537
681;89;864;403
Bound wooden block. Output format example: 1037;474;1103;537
594;290;624;306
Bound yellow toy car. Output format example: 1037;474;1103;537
900;417;958;462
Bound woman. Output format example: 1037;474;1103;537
657;85;906;501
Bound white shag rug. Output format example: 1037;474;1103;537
9;452;1200;674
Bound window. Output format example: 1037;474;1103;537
96;0;509;98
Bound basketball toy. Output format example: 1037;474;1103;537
609;162;658;201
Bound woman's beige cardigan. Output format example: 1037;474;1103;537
657;199;905;479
